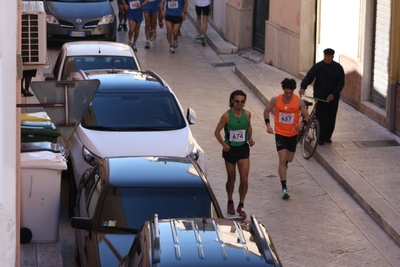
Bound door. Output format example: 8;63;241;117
252;0;269;52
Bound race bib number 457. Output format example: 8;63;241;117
278;112;294;124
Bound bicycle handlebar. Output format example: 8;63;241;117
302;95;329;103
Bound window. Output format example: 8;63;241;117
81;92;186;130
97;187;216;230
62;56;138;80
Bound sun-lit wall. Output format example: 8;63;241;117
316;0;361;62
265;0;314;76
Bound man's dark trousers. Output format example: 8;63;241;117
316;97;339;141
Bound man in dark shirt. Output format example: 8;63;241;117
299;48;345;145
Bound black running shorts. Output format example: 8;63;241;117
222;143;250;164
275;134;298;152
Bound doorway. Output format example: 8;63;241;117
252;0;269;52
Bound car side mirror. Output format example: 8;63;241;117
186;108;196;125
71;217;93;231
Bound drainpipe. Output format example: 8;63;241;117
388;0;399;132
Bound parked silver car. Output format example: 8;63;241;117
44;0;116;42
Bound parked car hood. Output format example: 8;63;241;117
97;233;135;267
76;126;196;158
45;1;113;22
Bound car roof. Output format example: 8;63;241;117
102;156;207;187
84;72;170;93
62;41;134;57
132;216;281;266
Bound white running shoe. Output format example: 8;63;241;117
170;46;175;54
173;38;178;48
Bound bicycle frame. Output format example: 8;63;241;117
298;95;328;159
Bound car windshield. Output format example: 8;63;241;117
81;91;186;131
62;56;138;80
98;187;215;230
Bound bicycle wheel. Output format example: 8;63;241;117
296;128;304;144
301;118;320;159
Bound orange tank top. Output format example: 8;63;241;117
274;94;300;137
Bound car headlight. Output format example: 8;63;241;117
82;146;101;166
189;148;200;161
46;15;59;25
98;14;114;25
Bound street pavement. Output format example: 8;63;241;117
20;0;400;266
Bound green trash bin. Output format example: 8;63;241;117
21;120;60;143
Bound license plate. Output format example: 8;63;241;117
70;31;86;37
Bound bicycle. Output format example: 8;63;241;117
297;95;328;159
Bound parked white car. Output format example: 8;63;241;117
49;41;141;81
65;69;205;216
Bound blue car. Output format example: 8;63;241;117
119;214;282;267
71;156;223;267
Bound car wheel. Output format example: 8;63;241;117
67;159;78;218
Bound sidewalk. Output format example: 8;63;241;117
235;63;400;247
186;0;400;248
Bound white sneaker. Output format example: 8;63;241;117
173;38;178;48
145;41;150;49
169;46;175;54
195;34;201;40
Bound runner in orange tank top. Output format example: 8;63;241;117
274;94;301;137
263;78;310;199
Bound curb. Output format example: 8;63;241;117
186;1;238;54
235;63;400;247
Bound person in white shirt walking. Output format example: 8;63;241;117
194;0;210;46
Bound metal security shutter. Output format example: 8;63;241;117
371;0;391;108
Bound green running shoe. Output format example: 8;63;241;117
282;189;290;199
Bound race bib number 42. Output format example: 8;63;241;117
229;129;246;142
278;112;294;124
